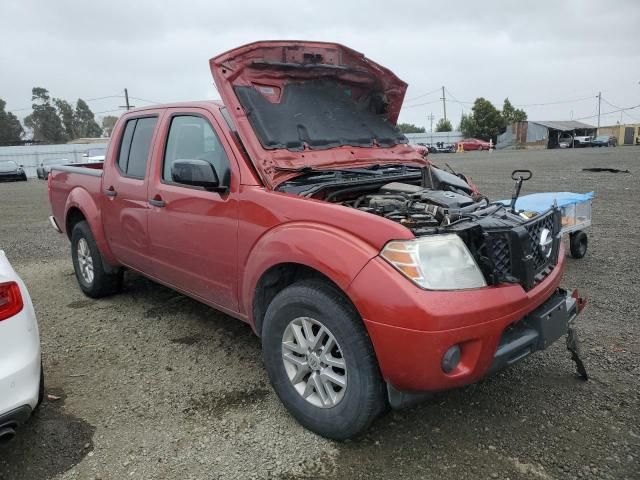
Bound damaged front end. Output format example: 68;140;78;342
279;163;589;387
280;164;563;292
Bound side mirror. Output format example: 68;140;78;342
171;159;227;192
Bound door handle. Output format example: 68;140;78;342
148;197;166;208
104;187;117;197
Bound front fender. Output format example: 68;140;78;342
64;187;119;266
241;221;380;324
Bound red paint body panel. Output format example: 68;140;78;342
348;246;566;390
209;41;425;189
48;41;577;395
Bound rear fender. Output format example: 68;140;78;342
241;222;379;324
64;187;119;267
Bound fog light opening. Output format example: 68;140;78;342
442;345;461;373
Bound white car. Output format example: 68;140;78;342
83;147;107;162
0;250;42;443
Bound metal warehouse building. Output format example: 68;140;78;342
497;120;596;149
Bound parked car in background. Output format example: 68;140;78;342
572;135;593;148
558;134;573;148
36;158;69;180
591;135;616;147
0;161;27;182
83;147;106;162
456;138;491;151
0;250;43;443
426;142;455;153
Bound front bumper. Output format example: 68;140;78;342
348;246;580;393
488;288;581;375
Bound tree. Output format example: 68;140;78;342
458;98;505;142
55;98;76;140
502;98;527;124
73;99;102;138
0;98;24;145
101;115;119;137
435;118;452;132
397;122;426;134
24;87;67;143
458;113;478;138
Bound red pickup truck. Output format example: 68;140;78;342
48;41;582;439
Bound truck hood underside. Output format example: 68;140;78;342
209;41;423;188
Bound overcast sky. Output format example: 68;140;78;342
3;0;640;130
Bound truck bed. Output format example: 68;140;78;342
48;163;104;236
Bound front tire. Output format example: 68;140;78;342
262;280;385;440
71;221;122;298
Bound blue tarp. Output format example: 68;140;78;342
497;192;594;213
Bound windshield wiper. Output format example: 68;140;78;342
273;165;385;176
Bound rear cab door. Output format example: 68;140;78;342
101;110;163;273
146;106;241;312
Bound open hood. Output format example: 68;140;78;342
210;41;424;188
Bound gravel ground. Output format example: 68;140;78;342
0;147;638;479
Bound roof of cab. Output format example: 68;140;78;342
123;100;225;114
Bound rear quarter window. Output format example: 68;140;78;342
117;116;158;178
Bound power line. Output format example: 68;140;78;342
129;96;162;104
8;93;125;113
602;97;640;121
573;103;640;121
401;99;442;109
404;87;441;102
514;95;595;107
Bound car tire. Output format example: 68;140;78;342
71;221;123;298
262;280;385;440
569;230;588;259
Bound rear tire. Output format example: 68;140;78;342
569;230;588;259
71;221;123;298
261;280;385;440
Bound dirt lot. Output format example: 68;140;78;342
0;147;638;479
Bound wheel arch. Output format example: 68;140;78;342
64;187;119;267
252;262;359;337
241;222;380;336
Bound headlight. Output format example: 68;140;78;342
381;234;487;290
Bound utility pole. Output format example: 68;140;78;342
119;88;134;111
427;113;435;132
596;91;601;130
441;86;447;123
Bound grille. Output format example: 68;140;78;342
491;234;511;277
525;212;556;270
482;209;559;289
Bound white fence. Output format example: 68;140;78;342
404;131;464;145
0;143;109;178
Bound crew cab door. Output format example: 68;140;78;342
146;108;239;312
102;113;161;273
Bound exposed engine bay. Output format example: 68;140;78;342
278;164;562;290
314;166;526;236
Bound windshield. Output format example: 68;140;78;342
234;79;407;151
0;161;17;168
595;136;609;141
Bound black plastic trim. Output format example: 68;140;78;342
0;405;32;428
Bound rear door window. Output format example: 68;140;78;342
117;117;158;178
